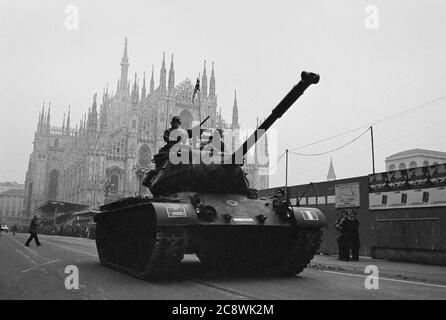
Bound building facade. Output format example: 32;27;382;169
385;149;446;171
0;181;24;194
0;189;25;227
23;39;269;216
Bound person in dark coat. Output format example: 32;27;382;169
334;210;348;260
342;209;360;261
25;215;43;247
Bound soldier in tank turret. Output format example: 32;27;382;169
159;116;188;154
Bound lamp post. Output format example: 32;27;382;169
98;179;114;201
132;165;147;196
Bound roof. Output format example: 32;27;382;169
0;181;24;188
36;201;89;214
386;149;446;161
327;158;336;180
0;189;25;196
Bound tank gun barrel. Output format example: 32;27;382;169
231;71;320;164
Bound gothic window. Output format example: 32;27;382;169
48;169;59;200
138;144;152;168
54;138;59;148
110;175;119;193
389;164;396;171
423;160;429;167
409;161;417;169
398;162;406;170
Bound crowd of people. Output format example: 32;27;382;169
334;209;360;261
1;215;96;248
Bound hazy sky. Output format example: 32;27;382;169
1;0;445;188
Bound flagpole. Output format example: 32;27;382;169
199;94;202;125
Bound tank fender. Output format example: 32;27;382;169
150;202;198;227
290;207;327;228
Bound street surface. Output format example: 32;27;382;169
1;233;445;300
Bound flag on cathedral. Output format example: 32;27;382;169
192;77;200;103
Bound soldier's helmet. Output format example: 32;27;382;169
171;116;181;125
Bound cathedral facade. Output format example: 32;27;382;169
23;39;269;216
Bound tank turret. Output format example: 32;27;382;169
143;71;320;197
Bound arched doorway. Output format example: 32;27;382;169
179;109;193;130
138;144;152;168
48;169;59;200
110;175;119;193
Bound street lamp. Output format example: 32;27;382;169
132;165;148;196
96;179;115;201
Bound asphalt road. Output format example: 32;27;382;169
0;233;445;300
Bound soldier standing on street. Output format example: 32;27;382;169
334;210;348;260
348;210;360;261
342;209;360;261
25;215;43;247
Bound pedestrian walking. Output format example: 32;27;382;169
25;215;43;247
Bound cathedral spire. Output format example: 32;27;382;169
141;72;146;100
46;102;51;128
100;93;108;135
327;157;337;181
39;102;45;132
150;64;155;93
120;38;129;91
209;62;216;99
201;60;208;98
62;113;66;131
92;93;98;114
66;105;71;133
168;54;175;94
131;73;140;109
159;52;167;92
232;90;239;129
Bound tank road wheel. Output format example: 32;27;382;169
276;228;323;276
195;245;233;276
142;228;187;280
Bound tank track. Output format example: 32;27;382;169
97;227;188;280
277;228;323;276
195;228;323;277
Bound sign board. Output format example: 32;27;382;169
368;163;446;210
166;207;187;218
335;182;360;208
369;187;446;210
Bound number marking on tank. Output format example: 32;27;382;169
233;217;255;224
166;207;187;218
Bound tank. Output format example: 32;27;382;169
94;71;327;279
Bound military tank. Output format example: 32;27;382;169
94;71;327;279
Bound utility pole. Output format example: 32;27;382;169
370;126;375;174
285;149;289;200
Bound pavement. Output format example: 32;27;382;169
0;232;445;300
